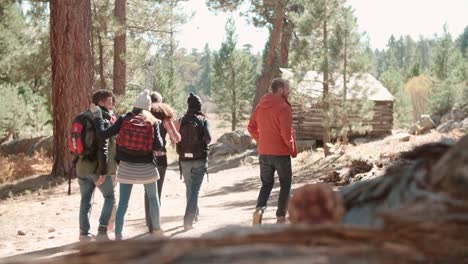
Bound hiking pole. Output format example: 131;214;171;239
68;163;73;195
68;157;78;195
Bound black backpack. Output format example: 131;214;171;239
177;114;207;160
69;110;98;162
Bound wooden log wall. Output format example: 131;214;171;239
292;101;394;140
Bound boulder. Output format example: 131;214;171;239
430;114;441;126
409;115;436;135
209;130;256;159
452;108;467;122
437;120;457;133
394;132;411;142
459;118;468;133
209;143;236;158
217;130;254;153
440;112;451;124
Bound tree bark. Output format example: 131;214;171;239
231;63;237;131
252;0;286;109
113;0;126;96
93;0;107;90
322;2;332;156
50;0;93;177
280;18;293;67
342;20;349;145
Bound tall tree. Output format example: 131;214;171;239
92;0;111;90
113;0;126;95
212;18;256;131
197;44;213;96
430;24;465;114
291;0;345;156
207;0;293;109
459;26;468;57
50;0;93;176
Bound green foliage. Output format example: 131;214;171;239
374;24;467;127
457;26;468;58
211;18;256;131
429;24;467;114
380;68;412;127
197;44;213;96
0;83;51;140
0;2;51;139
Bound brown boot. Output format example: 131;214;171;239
252;208;264;226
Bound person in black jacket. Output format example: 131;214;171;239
91;90;165;239
76;90;116;241
177;93;212;230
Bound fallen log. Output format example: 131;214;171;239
6;136;468;264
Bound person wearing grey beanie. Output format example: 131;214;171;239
133;89;152;111
90;89;165;239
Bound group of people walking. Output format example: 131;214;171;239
75;77;296;241
77;89;211;240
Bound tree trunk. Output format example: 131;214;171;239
50;0;93;177
252;0;286;109
342;23;349;145
113;0;126;96
322;2;332;156
93;0;107;90
231;62;237;132
280;18;293;67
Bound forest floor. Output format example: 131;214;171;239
0;129;464;261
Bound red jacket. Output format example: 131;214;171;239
248;94;297;157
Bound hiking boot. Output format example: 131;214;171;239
96;226;110;241
276;216;287;224
252;208;264;226
151;229;165;238
79;233;94;242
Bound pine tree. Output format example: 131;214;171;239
430;24;466;114
290;0;346;155
197;44;213;96
212;18;256;131
50;0;94;177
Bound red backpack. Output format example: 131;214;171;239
116;113;154;154
69;110;98;161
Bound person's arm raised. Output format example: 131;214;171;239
90;103;123;139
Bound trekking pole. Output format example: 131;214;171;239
68;157;78;195
68;163;74;195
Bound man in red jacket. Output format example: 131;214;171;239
248;78;297;225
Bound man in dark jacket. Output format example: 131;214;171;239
248;78;297;225
76;90;116;241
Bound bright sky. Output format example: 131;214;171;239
176;0;468;52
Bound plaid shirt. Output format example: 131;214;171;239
116;114;154;152
155;118;181;156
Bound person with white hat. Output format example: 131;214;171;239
91;89;165;239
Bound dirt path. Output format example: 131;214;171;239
0;163;294;259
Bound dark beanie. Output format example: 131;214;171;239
187;92;202;111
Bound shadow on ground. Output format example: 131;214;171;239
0;174;65;200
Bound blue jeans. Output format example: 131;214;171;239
256;155;292;217
115;182;160;237
78;175;115;236
180;159;207;226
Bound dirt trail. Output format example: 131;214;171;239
0;163;294;259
